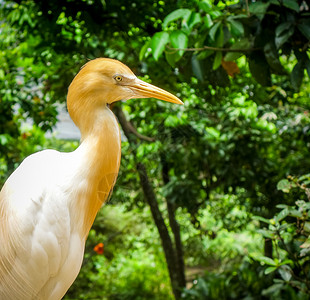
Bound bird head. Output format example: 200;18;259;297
68;58;183;105
67;58;183;134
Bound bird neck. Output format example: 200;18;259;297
71;105;121;238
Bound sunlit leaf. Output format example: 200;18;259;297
187;12;201;30
162;8;191;28
275;208;289;222
203;14;213;28
277;179;291;193
198;0;212;12
151;32;169;61
205;127;220;139
265;266;277;274
139;39;151;61
170;30;188;59
255;255;277;266
300;237;310;249
252;216;270;224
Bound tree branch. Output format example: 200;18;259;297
113;104;183;299
113;104;155;142
166;45;261;53
245;0;250;16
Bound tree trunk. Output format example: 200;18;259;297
136;162;182;299
264;238;273;258
161;155;186;288
113;105;183;299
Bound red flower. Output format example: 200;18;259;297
93;242;104;255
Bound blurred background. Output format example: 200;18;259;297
0;0;310;299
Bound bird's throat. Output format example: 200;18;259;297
72;107;121;238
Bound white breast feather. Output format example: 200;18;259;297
0;149;84;300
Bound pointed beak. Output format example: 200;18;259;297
129;79;183;105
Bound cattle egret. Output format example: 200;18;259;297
0;58;182;300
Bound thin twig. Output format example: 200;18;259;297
166;45;261;53
245;0;250;16
276;229;310;289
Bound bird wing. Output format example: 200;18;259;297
0;150;82;300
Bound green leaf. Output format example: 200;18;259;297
288;209;303;218
275;22;294;48
205;127;220;139
164;115;180;127
170;30;188;59
277;179;291;193
300;237;310;249
170;31;187;49
203;15;213;28
209;21;221;41
249;2;270;19
279;266;292;282
262;284;284;296
191;55;204;82
151;32;169;61
297;19;310;40
276;22;292;36
0;69;5;80
283;0;300;12
299;173;310;181
265;266;277;274
275;208;289;222
257;229;274;239
162;9;191;28
255;255;277;266
264;43;287;75
213;51;222;70
139;39;151;61
224;38;250;61
199;0;212;12
276;204;289;209
249;53;271;86
252;215;270;224
187;12;201;30
291;60;304;90
0;134;10;145
165;50;178;67
229;20;244;37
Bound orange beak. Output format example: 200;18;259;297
129;79;183;105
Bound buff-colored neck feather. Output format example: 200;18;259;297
67;77;121;239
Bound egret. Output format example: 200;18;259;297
0;58;182;300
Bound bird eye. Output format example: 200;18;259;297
114;75;123;82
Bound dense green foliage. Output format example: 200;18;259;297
0;0;309;299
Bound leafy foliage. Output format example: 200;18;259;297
0;0;310;299
145;0;310;89
64;205;173;300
